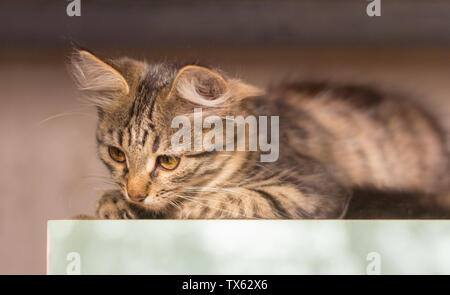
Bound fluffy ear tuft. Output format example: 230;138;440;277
171;65;263;107
69;50;130;108
173;65;229;107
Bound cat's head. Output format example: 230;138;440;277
69;49;263;212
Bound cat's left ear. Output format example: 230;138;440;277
169;65;263;107
69;49;130;109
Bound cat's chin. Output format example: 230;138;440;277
140;198;168;211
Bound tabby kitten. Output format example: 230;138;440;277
70;49;449;219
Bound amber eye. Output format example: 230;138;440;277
158;155;180;170
108;146;126;163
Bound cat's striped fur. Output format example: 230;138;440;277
70;49;449;219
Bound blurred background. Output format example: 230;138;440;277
0;0;449;274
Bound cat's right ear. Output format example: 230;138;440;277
69;49;130;108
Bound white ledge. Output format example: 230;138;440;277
47;220;450;275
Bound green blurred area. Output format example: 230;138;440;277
48;220;450;275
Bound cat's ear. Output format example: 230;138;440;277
69;49;130;108
170;65;263;107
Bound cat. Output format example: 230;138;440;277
69;49;450;219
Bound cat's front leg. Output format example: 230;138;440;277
176;171;352;219
177;185;351;219
96;190;138;219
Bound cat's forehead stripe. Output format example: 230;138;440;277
127;126;132;147
121;64;179;149
152;135;160;153
131;64;177;128
142;129;149;146
117;130;123;147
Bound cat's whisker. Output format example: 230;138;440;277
178;195;255;219
169;200;182;212
185;186;253;199
218;154;233;157
81;177;117;186
170;200;181;209
171;199;185;219
179;194;234;207
83;179;116;184
178;195;236;218
82;175;112;180
182;187;291;218
92;186;117;192
38;110;96;125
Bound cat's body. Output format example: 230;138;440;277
69;50;449;219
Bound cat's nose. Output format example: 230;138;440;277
127;177;149;203
128;193;146;203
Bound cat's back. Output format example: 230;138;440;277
258;81;449;193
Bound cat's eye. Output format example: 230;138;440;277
108;146;126;163
158;155;180;170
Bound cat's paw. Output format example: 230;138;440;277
96;190;136;219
